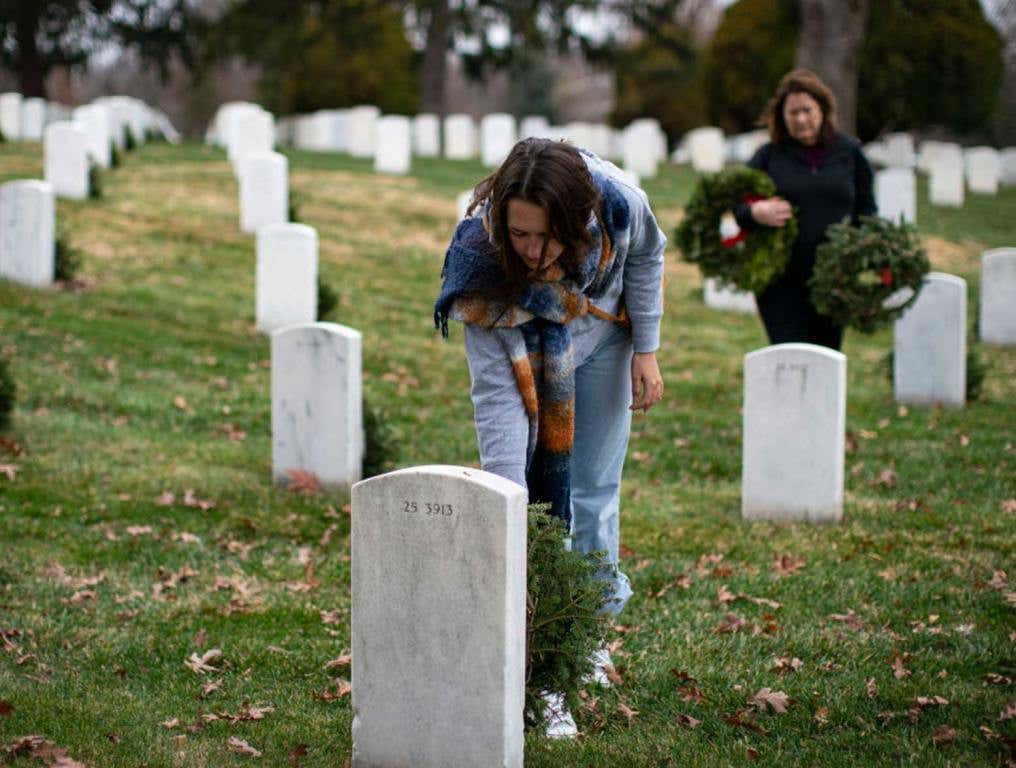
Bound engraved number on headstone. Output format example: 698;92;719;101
775;363;808;397
403;500;454;516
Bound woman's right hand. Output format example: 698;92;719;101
750;197;792;227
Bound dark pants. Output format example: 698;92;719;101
755;276;843;351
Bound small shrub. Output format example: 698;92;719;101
317;277;338;321
525;505;609;730
0;356;15;430
88;164;102;200
55;236;82;282
289;191;303;224
124;127;136;152
361;398;397;479
110;142;121;168
0;127;6;143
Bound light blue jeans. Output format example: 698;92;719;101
569;324;634;616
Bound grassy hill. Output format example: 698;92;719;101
0;141;1013;767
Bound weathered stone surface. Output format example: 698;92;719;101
0;180;55;288
622;120;660;179
929;145;964;207
742;343;846;523
238;151;288;234
351;465;526;768
271;322;363;488
0;92;22;141
965;147;1000;195
256;223;318;333
412;113;441;157
480;113;517;168
228;106;274;168
444;114;478;160
347;106;380;158
73;104;112;169
883;132;916;167
875;167;917;225
686;126;725;173
44;122;90;200
374;115;411;175
894;272;966;408
519;115;550;140
980;248;1016;346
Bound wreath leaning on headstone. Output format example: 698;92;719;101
809;215;930;334
675;166;798;293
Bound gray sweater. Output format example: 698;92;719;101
462;153;667;488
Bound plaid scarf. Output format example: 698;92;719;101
434;170;631;524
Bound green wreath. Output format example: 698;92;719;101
675;166;798;293
809;216;930;334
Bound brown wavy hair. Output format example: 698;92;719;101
762;68;838;147
469;138;600;294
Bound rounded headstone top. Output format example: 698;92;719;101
353;464;527;499
923;271;967;289
271;321;362;343
258;222;317;239
744;342;847;364
1;178;53;194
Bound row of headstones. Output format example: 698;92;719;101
865;133;1016;201
705;250;1016;347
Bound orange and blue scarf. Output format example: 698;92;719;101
434;170;631;523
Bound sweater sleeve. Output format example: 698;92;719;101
621;187;666;354
733;143;771;231
463;324;529;490
852;145;877;220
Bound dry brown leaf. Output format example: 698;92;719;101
160;718;179;729
889;652;912;679
154;491;175;506
651;574;692;599
876;468;899;488
0;700;12;717
676;713;701;728
289;744;309;768
320;609;344;625
716;584;736;603
0;463;19;481
182;489;214;510
228;737;262;758
749;687;790;714
200;679;223;698
185;648;222;674
914;695;948;709
713;612;746;634
830;609;866;631
286;469;321;495
998;701;1016;722
723;708;766;734
989;570;1008;590
931;725;957;744
315;679;352;701
772;656;803;675
678;686;706;704
616;701;639;722
813;706;829;725
172;395;189;411
1001;498;1016;514
324;651;352;671
772;554;806;576
866;678;878;698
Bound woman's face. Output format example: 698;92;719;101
507;198;564;274
783;91;823;146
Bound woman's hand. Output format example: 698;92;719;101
631;352;664;413
750;197;792;227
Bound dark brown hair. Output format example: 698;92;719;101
762;68;838;147
469;138;600;293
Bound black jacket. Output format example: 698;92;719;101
734;133;876;283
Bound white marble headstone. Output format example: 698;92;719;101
965;147;1000;195
480;113;517;168
980;248;1016;346
271;322;363;488
412;113;440;157
742;343;846;523
730;130;768;163
917;140;949;174
346;106;380;158
374;115;411;175
238;151;288;234
704;277;756;314
20;98;46;140
0;180;55;288
72;104;112;169
351;465;526;768
883;133;916;168
228;107;275;168
622;120;659;179
519;115;550;140
875;167;917;225
0;92;22;140
894;272;966;408
1001;148;1016;187
687;127;725;173
444;114;478;160
929;145;964;207
256;223;318;334
43;122;89;201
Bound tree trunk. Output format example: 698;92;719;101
15;2;47;97
794;0;871;138
420;0;449;118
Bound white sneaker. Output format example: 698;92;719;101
541;691;578;739
585;644;614;688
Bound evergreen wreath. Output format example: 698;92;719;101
676;166;798;293
809;215;930;334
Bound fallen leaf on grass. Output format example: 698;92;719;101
0;700;12;717
154;491;175;506
1001;499;1016;514
315;679;351;701
185;648;222;674
67;590;96;605
998;701;1016;722
716;584;736;604
876;468;899;488
182;490;215;510
286;469;321;495
749;687;790;714
713;612;746;634
866;678;878;698
931;725;957;745
676;714;700;728
289;744;309;768
320;609;344;625
605;665;623;686
324;651;352;671
678;685;706;704
888;652;913;679
989;570;1008;590
228;737;262;758
914;695;949;709
723;708;766;734
813;706;829;725
125;525;153;537
200;679;223;698
772;554;806;576
616;701;638;722
772;656;803;675
0;464;19;481
161;718;179;729
650;574;692;599
830;609;866;631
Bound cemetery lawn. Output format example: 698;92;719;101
1;140;1014;768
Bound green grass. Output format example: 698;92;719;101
1;140;1014;767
